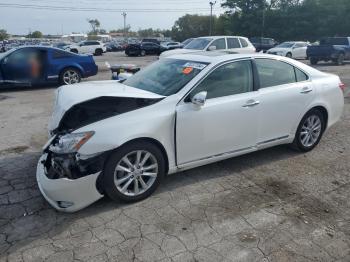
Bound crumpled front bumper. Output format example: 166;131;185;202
36;154;104;212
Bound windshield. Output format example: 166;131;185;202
184;38;212;50
124;59;208;96
276;42;294;48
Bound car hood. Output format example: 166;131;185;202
160;48;201;58
49;80;164;132
267;47;290;53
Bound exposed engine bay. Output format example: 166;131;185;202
53;96;163;134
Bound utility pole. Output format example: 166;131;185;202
122;12;127;39
209;1;216;36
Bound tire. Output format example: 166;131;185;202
140;50;146;56
335;53;345;65
94;49;103;56
70;49;78;54
103;141;166;203
286;52;292;58
59;68;81;85
292;109;325;152
310;57;318;65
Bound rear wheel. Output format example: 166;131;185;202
292;109;325;152
103;141;166;202
140;50;146;56
94;49;103;56
70;49;78;54
310;57;318;65
335;53;345;65
286;52;292;58
59;68;81;85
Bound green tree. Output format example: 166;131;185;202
28;31;43;38
0;29;8;40
171;14;223;41
87;19;100;35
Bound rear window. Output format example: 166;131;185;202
239;38;249;47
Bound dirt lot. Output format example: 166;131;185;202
0;52;350;262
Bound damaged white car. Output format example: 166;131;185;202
37;52;344;212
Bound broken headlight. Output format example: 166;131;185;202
50;131;94;154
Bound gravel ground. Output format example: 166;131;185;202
0;52;350;262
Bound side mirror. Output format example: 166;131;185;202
191;91;207;107
208;46;216;51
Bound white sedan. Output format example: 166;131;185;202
267;41;310;59
37;52;345;212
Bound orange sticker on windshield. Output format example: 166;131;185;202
182;67;193;74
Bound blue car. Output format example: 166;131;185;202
0;46;98;87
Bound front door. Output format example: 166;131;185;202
176;59;259;165
0;48;41;85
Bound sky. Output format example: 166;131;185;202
0;0;225;35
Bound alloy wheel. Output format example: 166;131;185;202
63;70;80;85
114;150;158;196
299;115;322;147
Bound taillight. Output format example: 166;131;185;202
339;82;346;91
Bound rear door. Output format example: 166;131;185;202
292;43;308;59
255;58;315;146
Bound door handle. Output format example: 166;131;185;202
242;100;260;107
300;87;313;94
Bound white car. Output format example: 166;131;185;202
267;41;310;59
160;36;256;58
37;52;344;212
66;40;106;56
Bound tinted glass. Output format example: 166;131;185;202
256;59;296;88
53;50;73;59
227;38;241;48
189;60;253;100
239;38;249;47
295;68;308;82
124;59;208;96
185;38;212;50
320;37;348;45
209;38;226;50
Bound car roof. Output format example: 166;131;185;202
197;35;248;40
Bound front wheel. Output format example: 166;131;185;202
103;141;166;202
59;68;81;85
140;50;146;56
292;109;325;152
286;52;292;58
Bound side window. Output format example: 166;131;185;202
189;60;253;100
295;67;308;82
209;38;226;50
53;50;73;59
239;38;249;47
255;59;296;88
227;38;241;49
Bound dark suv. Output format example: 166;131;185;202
125;42;166;56
250;37;277;53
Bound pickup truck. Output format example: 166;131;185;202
307;37;350;65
